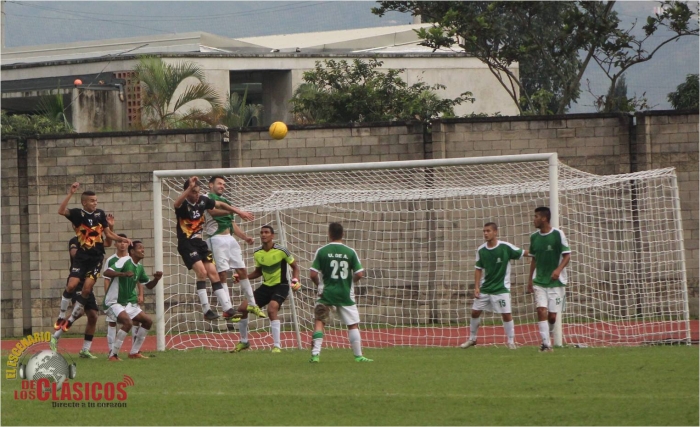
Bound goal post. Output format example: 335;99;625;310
152;153;690;351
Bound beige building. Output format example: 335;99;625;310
1;25;519;131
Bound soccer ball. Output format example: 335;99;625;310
269;122;288;140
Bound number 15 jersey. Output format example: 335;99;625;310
311;242;363;307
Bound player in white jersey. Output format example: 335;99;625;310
204;176;266;319
102;232;138;353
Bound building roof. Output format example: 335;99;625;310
1;24;455;66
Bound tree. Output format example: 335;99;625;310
373;1;698;115
592;2;699;112
289;58;473;124
215;86;264;129
1;110;72;141
587;74;653;113
134;56;220;129
37;90;72;130
668;74;699;110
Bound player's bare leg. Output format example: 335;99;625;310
460;309;482;348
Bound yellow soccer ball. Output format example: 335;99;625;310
269;122;288;140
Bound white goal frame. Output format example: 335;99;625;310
152;153;567;351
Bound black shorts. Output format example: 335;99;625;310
69;252;103;281
178;239;214;270
254;284;290;308
72;290;99;312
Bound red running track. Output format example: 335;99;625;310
3;321;697;353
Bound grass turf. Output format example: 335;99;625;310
2;346;698;426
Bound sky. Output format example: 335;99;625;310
1;1;698;112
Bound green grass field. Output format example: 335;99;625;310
2;346;698;426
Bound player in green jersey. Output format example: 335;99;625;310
103;241;162;361
204;176;266;320
460;223;529;350
309;223;372;363
527;207;571;352
231;225;300;353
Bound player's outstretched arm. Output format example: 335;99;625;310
214;201;254;221
232;222;254;244
144;271;163;290
208;208;231;217
58;182;80;216
104;228;131;246
103;268;134;278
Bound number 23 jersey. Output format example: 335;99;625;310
311;242;363;306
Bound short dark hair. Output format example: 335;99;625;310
261;225;274;234
484;222;498;231
81;191;96;200
128;240;143;253
535;206;551;222
117;233;128;239
209;176;225;184
329;222;343;240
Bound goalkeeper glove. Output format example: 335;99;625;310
291;278;301;291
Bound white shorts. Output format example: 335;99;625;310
106;302;142;320
318;304;361;326
105;310;117;324
207;234;245;273
533;285;565;313
472;293;512;314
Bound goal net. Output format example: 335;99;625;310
153;154;690;350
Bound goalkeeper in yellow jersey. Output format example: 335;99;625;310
231;225;300;353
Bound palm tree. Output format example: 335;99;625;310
135;56;220;129
36;89;72;130
218;86;263;129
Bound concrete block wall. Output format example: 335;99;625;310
231;122;425;168
1;130;223;337
1;111;698;337
637;111;699;301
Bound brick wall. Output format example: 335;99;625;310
231;122;425;168
1;111;697;337
637;112;699;301
1;130;222;337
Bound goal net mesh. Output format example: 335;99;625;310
155;159;689;350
